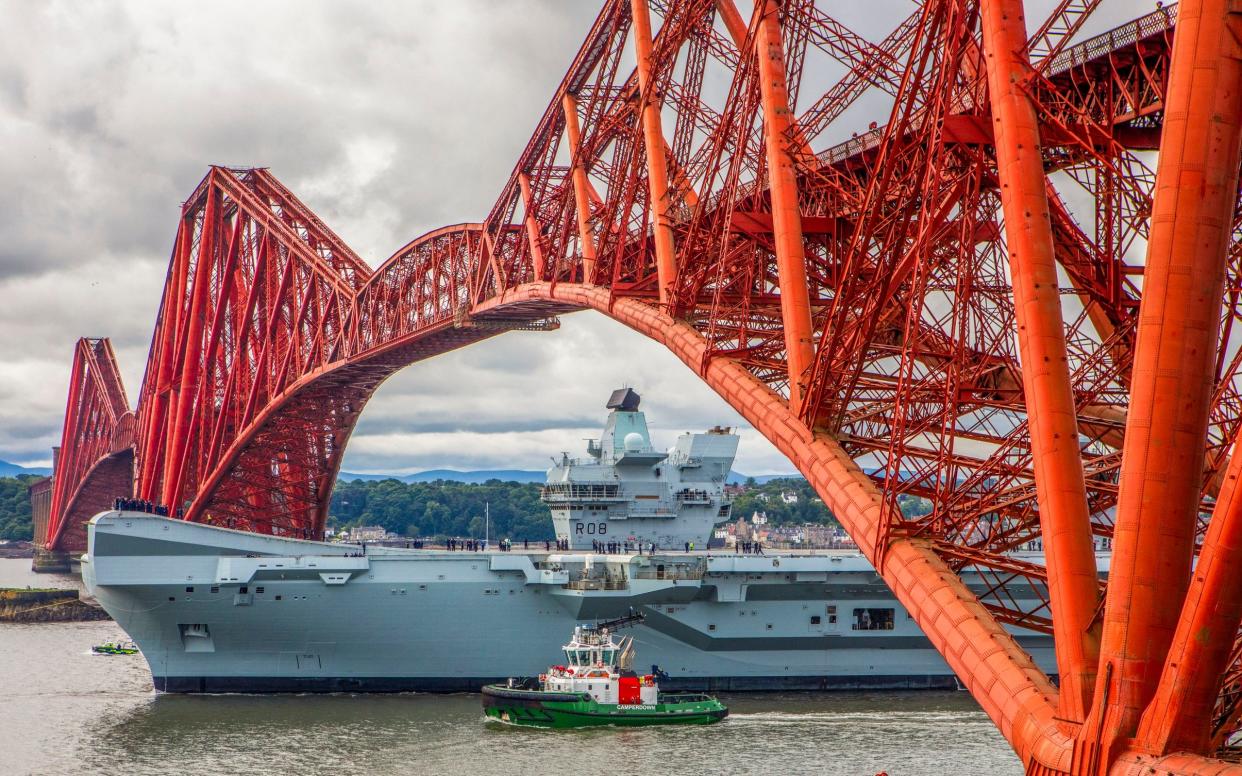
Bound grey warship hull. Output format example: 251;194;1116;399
83;511;1062;693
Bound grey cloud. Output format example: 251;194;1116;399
0;0;1031;475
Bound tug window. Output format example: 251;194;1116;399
852;607;895;630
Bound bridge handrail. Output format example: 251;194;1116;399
1045;5;1177;75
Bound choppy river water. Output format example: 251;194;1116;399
0;558;1020;775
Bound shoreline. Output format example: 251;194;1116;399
0;588;110;623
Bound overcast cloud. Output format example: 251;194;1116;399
0;0;1149;476
0;0;804;475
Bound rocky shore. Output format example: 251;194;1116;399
0;542;34;559
0;588;111;623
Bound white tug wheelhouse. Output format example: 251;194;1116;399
539;613;657;706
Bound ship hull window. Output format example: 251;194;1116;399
852;607;895;630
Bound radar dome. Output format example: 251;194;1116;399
623;432;645;452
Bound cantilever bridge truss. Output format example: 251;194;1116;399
37;0;1242;771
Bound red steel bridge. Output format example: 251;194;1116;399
34;0;1242;772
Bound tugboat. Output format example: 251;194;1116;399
92;640;139;655
481;612;728;728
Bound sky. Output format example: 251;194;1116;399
0;0;1148;476
0;0;803;476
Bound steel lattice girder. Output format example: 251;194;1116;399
42;1;1242;772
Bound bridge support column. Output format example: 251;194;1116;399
562;93;598;285
1137;443;1242;755
32;547;72;574
517;173;547;281
1086;0;1242;764
629;0;678;306
980;0;1100;723
754;0;815;412
162;179;221;508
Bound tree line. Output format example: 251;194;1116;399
0;475;37;541
726;477;931;526
0;474;933;544
728;477;840;527
329;478;555;540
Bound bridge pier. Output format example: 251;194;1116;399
31;547;72;574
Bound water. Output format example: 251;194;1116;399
0;559;1021;775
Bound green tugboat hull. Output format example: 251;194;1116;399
481;685;727;728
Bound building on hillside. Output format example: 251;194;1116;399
763;522;857;550
347;525;390;542
780;491;799;504
731;517;751;541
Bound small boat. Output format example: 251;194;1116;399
92;640;139;655
482;611;727;728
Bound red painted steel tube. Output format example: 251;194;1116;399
980;0;1100;722
517;172;547;280
713;0;748;49
1088;0;1242;763
138;215;192;500
157;207;198;500
755;0;816;412
161;183;219;508
629;0;678;306
561;93;598;284
1111;749;1242;776
46;341;87;546
1138;443;1242;755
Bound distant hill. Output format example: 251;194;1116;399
0;459;804;486
403;469;546;484
338;469;546;484
0;460;51;478
730;473;802;485
338;468;801;485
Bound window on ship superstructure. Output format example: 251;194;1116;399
851;607;895;630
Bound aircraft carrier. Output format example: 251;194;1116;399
83;389;1067;692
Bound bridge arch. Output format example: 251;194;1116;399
53;448;135;554
42;1;1242;771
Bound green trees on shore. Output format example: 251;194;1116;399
329;478;554;540
0;473;899;544
0;475;37;541
728;477;838;527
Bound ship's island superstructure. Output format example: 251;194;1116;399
83;390;1066;693
544;388;736;550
